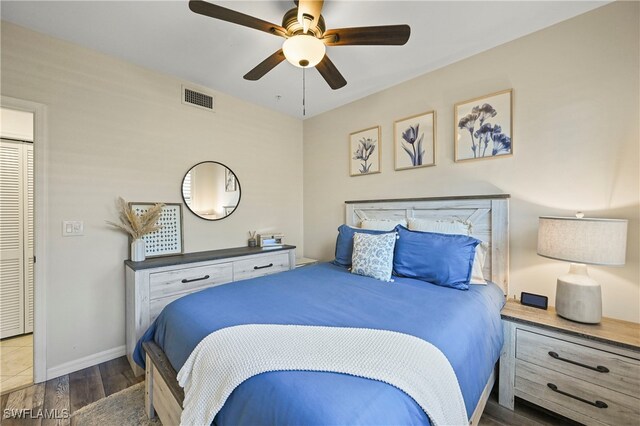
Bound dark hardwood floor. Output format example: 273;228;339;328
0;357;142;426
480;392;581;426
1;356;580;425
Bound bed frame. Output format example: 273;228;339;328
143;194;510;425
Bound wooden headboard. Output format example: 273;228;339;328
345;194;510;294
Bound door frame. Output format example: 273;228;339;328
1;95;48;383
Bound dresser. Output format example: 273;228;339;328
499;299;640;426
125;245;296;375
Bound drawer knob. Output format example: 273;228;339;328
548;351;610;373
254;263;274;270
547;383;608;409
181;275;210;284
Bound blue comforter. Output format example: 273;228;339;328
134;263;505;425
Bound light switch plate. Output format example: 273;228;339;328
62;220;84;236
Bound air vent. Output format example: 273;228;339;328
181;85;215;112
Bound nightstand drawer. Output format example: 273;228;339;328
149;263;233;300
233;252;290;281
516;359;640;426
516;329;640;398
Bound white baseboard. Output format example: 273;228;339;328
46;345;126;380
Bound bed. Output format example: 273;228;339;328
136;194;510;425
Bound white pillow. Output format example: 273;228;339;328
351;232;397;282
408;217;487;285
470;242;488;285
360;219;407;231
407;217;471;235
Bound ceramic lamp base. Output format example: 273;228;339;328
555;263;602;324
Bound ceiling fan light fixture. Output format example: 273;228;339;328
282;35;326;68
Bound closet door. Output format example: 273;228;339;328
0;139;25;338
24;144;34;333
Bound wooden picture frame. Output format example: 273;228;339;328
129;202;184;258
394;110;436;170
454;89;513;162
349;126;381;176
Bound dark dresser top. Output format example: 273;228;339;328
125;245;296;271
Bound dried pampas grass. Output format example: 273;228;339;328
107;197;164;240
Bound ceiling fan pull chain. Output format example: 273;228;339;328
302;67;306;116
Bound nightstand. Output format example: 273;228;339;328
499;299;640;426
295;257;318;268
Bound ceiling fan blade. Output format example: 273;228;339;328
189;0;287;37
323;25;411;46
297;0;324;33
244;49;286;81
316;55;347;90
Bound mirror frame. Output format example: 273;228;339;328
180;161;242;221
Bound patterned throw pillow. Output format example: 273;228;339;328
351;232;397;282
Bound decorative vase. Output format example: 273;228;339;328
131;239;146;262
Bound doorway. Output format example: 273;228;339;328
0;97;47;391
0;108;35;393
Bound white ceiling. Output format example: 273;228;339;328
1;1;608;119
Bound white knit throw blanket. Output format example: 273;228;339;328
177;324;468;426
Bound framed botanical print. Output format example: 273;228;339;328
394;110;436;170
129;202;183;257
350;126;381;176
455;89;513;162
225;168;237;192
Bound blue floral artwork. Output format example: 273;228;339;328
350;126;381;176
394;111;435;170
455;90;512;162
402;124;424;166
353;137;376;173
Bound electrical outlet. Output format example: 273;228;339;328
62;220;84;236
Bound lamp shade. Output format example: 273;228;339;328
537;216;627;266
282;35;326;68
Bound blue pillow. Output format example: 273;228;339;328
333;224;391;268
393;226;480;290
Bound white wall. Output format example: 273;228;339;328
1;22;303;373
303;2;639;322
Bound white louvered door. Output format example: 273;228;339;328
0;139;25;338
0;139;33;338
25;144;34;332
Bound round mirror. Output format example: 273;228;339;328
181;161;241;221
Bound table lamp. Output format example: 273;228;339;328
537;214;627;324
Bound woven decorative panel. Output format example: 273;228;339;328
131;203;183;257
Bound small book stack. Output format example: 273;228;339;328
258;233;285;247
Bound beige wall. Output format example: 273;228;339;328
303;2;639;322
1;22;303;372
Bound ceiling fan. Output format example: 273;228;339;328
189;0;411;90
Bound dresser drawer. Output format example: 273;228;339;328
149;293;183;322
516;329;640;398
515;359;639;426
149;263;233;300
233;252;290;281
